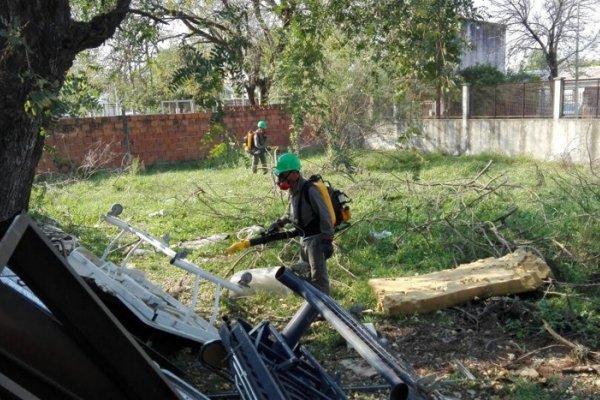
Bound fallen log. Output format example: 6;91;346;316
369;248;552;315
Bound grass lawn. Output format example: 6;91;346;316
30;148;600;398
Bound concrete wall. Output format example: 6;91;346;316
365;118;600;164
38;105;292;173
39;101;600;173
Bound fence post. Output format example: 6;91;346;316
462;84;470;120
461;84;470;155
553;78;564;119
121;108;132;166
494;86;497;118
596;79;599;118
522;83;526;117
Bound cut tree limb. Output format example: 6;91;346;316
369;248;552;315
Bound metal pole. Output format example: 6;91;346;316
574;2;580;116
596;79;600;117
281;301;319;348
277;268;424;400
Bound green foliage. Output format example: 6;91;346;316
171;45;231;110
504;377;588;400
274;4;329;151
505;71;542;83
129;157;143;176
521;49;547;73
69;0;123;21
460;63;541;85
507;380;553;400
22;72;90;118
73;13;186;114
0;15;27;54
206;142;243;169
55;72;102;117
315;38;396;163
536;297;600;348
160;0;294;107
504;318;533;340
334;0;478;94
201;120;244;168
18;68;63;118
460;64;506;85
355;150;425;173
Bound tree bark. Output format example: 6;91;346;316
0;0;131;221
547;51;559;79
258;79;270;105
246;85;257;105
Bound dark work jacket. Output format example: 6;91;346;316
252;129;267;154
285;176;334;239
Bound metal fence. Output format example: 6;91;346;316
469;81;553;118
562;78;600;118
161;99;195;114
419;79;600;119
419;87;462;119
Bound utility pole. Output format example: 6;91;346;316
574;1;581;115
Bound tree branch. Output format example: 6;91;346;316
68;0;132;53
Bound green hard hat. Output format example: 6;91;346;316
273;153;302;175
257;120;267;129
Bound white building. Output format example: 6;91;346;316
460;20;507;72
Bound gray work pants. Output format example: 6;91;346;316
300;236;329;294
251;151;267;173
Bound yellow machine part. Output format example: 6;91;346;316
312;180;336;226
225;240;250;255
244;132;254;152
341;207;351;223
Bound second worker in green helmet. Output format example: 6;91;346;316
269;153;335;294
251;120;268;174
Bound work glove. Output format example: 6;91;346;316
266;220;283;234
321;239;334;259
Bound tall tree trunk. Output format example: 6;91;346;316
258;79;270;105
0;113;45;221
246;85;257;105
546;50;559;79
0;0;131;221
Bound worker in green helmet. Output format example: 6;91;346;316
251;120;268;174
268;153;335;294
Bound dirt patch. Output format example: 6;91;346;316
338;297;600;399
169;297;599;399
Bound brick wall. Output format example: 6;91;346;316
37;105;293;173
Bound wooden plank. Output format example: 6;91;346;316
368;249;552;315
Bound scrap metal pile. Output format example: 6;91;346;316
0;208;441;400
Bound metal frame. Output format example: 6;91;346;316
68;246;221;344
76;205;246;344
0;213;183;400
218;318;347;400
